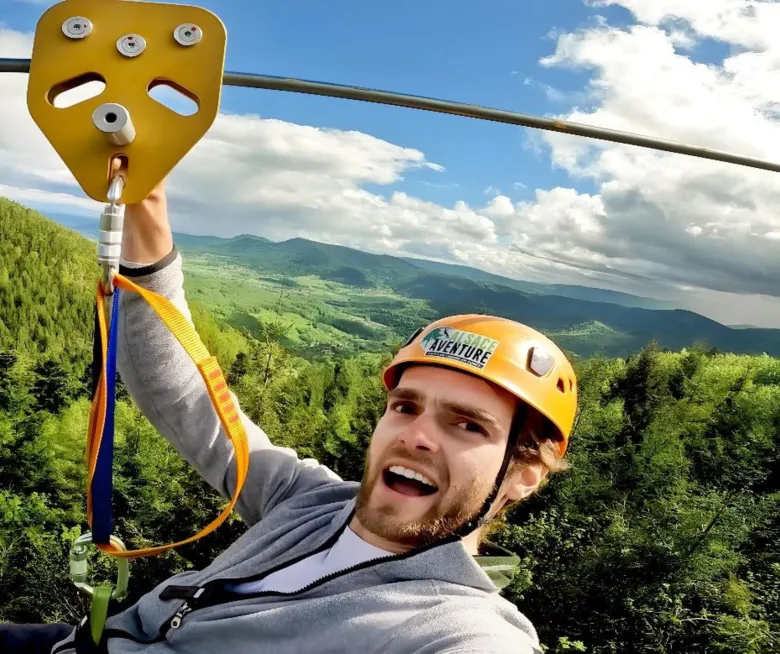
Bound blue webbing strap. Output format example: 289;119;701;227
92;289;120;545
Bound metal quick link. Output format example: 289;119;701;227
99;174;125;294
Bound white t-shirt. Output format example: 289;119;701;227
229;527;393;594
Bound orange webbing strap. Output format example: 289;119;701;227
86;283;109;524
86;274;249;559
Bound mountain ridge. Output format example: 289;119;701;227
38;209;780;357
166;229;780;357
400;256;675;310
168;230;680;311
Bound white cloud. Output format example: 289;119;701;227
0;27;79;189
518;0;780;314
6;7;780;329
158;114;499;253
483;195;516;221
0;184;101;213
0;26;503;273
593;0;778;51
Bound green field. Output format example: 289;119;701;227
182;252;435;358
170;232;780;360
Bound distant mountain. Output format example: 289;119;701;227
400;257;546;294
166;231;780;358
177;232;670;309
173;233;424;289
397;273;780;356
43;214;666;312
172;232;264;251
401;257;675;310
545;284;676;310
37;213;780;358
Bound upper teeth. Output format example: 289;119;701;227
389;466;437;489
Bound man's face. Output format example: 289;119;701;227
355;365;518;548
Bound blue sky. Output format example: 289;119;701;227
3;0;780;327
207;0;609;204
3;0;626;205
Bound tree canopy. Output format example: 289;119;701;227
1;199;778;652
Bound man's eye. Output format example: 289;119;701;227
392;402;415;414
457;421;486;435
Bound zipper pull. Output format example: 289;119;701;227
161;585;205;600
163;586;209;632
170;602;192;630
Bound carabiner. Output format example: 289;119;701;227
69;532;130;601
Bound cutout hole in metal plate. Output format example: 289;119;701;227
148;79;200;116
48;72;106;108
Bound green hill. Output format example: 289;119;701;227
174;233;423;288
165;231;780;358
176;235;780;356
0;198;97;368
31;211;780;359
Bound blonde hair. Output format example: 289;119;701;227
513;428;570;476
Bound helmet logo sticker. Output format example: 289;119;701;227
420;326;499;370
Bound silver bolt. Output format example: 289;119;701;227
62;17;93;40
117;34;146;57
173;23;203;46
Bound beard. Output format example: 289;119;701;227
354;444;493;548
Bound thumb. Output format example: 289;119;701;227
110;155;127;178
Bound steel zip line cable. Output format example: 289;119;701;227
3;57;780;175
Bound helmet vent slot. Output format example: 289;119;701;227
557;378;565;393
528;347;555;377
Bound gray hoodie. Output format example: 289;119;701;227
52;249;542;654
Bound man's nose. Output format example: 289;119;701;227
399;415;440;453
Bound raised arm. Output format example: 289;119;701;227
116;177;343;527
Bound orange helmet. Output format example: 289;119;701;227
383;314;578;455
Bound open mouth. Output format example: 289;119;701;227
382;465;439;497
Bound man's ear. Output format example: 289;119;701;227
503;461;548;503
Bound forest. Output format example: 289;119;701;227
1;197;779;652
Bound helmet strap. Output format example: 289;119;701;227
453;403;529;538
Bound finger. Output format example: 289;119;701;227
110;155;128;177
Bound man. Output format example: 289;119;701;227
30;178;576;653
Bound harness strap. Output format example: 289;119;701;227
89;586;112;646
91;289;120;544
86;273;249;559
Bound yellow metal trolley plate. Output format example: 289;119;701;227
27;0;226;204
